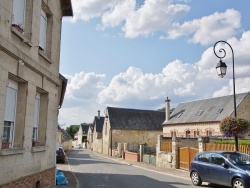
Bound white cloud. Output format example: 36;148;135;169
69;1;241;44
65;72;105;100
167;9;241;45
71;0;120;22
122;0;190;38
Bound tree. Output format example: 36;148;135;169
66;125;79;139
220;117;249;137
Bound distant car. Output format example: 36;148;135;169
56;147;65;163
190;151;250;188
75;144;82;149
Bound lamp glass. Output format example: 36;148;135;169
216;60;227;78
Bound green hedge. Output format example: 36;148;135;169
215;140;250;145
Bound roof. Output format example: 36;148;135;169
61;0;73;16
58;126;73;141
163;92;249;125
93;116;105;132
81;124;90;134
107;107;165;130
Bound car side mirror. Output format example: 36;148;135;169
223;162;229;168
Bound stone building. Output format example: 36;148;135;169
0;0;72;187
102;107;165;156
162;92;250;138
92;110;105;153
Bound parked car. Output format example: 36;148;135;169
56;147;65;163
75;144;82;149
190;151;250;188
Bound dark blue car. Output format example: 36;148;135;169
190;151;250;188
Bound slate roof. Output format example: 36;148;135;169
93;116;105;132
81;124;90;134
58;126;73;141
107;107;165;130
163;92;249;125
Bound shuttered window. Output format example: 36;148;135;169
3;80;18;146
12;0;26;29
33;93;40;141
39;10;47;50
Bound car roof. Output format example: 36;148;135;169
196;151;243;155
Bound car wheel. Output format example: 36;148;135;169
191;171;202;186
233;178;245;188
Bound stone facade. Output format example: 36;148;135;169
0;0;72;186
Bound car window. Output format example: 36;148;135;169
223;152;250;165
197;153;210;163
211;154;225;166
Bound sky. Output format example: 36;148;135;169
58;0;250;127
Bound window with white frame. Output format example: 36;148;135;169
39;9;47;50
12;0;26;31
3;80;18;147
33;93;40;141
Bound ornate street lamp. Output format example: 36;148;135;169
213;40;238;151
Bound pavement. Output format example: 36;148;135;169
56;149;190;188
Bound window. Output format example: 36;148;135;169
186;130;191;138
196;110;204;116
33;93;40;141
12;0;26;32
194;130;200;137
216;109;223;114
198;153;210;163
39;2;53;59
3;80;18;147
39;9;47;50
171;131;176;137
34;88;48;146
12;0;33;41
211;154;225;166
206;130;212;137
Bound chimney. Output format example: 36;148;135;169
98;110;100;119
165;97;171;121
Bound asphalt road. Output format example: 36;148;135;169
68;149;199;188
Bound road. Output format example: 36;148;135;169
68;149;201;188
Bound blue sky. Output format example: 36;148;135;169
58;0;250;127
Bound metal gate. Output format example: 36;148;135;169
179;147;198;171
142;154;156;165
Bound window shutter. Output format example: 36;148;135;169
34;93;40;128
4;81;18;122
39;10;47;50
12;0;26;28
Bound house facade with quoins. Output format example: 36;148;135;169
162;92;250;138
0;0;73;187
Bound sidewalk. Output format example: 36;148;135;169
56;150;190;188
56;151;79;188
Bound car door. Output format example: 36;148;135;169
195;153;211;181
209;154;230;186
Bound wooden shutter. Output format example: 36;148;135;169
12;0;26;28
39;10;47;50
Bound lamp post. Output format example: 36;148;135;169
213;40;238;151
